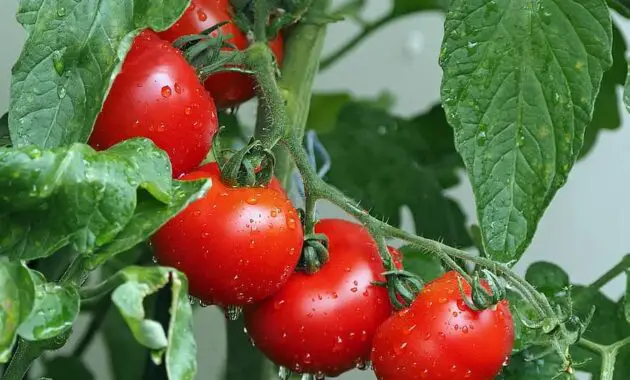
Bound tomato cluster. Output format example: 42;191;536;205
87;1;515;378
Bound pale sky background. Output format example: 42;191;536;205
2;1;630;379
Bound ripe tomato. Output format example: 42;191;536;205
371;271;514;380
89;30;218;178
158;0;284;108
151;162;303;306
244;219;396;376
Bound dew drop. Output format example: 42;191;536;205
184;107;192;115
350;287;358;293
161;85;172;98
52;51;64;75
287;218;296;229
57;7;66;17
274;299;286;310
174;83;182;94
246;197;258;205
197;9;207;21
476;130;487;146
57;86;66;99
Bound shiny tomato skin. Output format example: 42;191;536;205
244;219;395;376
371;271;514;380
89;30;218;178
158;0;284;108
151;162;303;306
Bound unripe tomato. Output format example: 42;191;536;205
151;162;303;306
89;30;218;178
158;0;284;108
371;271;514;380
244;219;397;376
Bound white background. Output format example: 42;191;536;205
2;1;628;379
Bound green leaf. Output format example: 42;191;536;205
223;318;268;380
525;262;570;297
0;138;176;260
498;351;575;379
319;102;472;248
17;282;79;341
609;0;630;17
306;93;352;134
625;271;630;324
440;0;613;262
9;0;191;148
391;0;450;16
398;245;445;283
0;258;36;363
44;356;94;380
582;22;627;158
88;180;210;269
111;266;196;380
0;113;10;147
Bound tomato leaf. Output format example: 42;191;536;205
43;356;94;380
0;138;200;260
0;113;10;147
17;282;79;341
223;318;268;380
582;22;627;158
9;0;191;148
609;0;630;17
498;351;575;379
391;0;450;16
306;93;353;134
0;258;36;363
88;180;211;269
111;266;196;380
398;245;445;283
440;0;613;262
319;102;472;248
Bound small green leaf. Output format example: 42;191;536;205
441;0;613;262
391;0;450;16
0;258;36;363
111;266;196;380
0;113;9;147
498;351;575;379
398;245;445;283
625;270;630;324
319;102;472;248
306;93;352;133
44;356;94;380
223;318;268;380
525;262;570;297
89;180;210;269
9;0;192;148
0;138;174;260
17;282;79;342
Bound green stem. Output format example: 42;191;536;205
2;340;40;380
79;271;125;303
253;1;269;42
589;254;630;290
272;0;331;186
319;14;394;71
577;337;630;380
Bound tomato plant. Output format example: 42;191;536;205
158;0;284;109
244;219;397;376
2;0;630;380
152;162;303;307
88;29;218;178
371;271;514;380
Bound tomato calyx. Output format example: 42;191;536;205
457;269;507;311
171;22;251;80
374;269;423;310
297;232;330;274
213;129;276;187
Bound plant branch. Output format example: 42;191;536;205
589;254;630;291
577;336;630;380
319;14;394;71
1;340;40;380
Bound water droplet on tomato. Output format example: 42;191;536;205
271;209;278;217
303;353;312;364
331;292;338;299
462;326;469;334
423;332;431;340
161;85;172;98
464;369;472;378
157;122;166;132
438;297;447;304
184;107;192;115
274;299;286;310
174;83;182;94
287;218;296;229
344;267;351;273
197;9;207;21
246;197;258;205
350;287;358;293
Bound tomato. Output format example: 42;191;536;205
371;271;514;380
89;30;218;178
244;219;396;376
158;0;284;108
151;162;303;307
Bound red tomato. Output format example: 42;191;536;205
158;0;284;108
244;219;396;376
151;162;303;306
89;30;218;178
371;271;514;380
